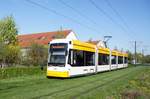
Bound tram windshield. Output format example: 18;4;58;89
48;43;68;66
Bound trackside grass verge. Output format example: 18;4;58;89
121;66;150;99
0;66;46;79
0;66;149;99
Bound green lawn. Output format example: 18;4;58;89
0;66;149;99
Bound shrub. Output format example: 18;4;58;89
25;43;48;66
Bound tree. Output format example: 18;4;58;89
136;53;143;63
126;50;134;64
0;16;18;45
5;45;20;65
126;50;147;64
143;55;150;63
26;43;48;66
0;41;7;68
0;16;19;67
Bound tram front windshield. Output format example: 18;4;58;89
48;43;68;66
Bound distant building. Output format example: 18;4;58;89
18;29;77;56
86;40;106;48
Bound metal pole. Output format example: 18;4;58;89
135;41;137;65
142;49;144;64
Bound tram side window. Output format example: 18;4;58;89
68;50;95;66
111;55;116;64
98;54;109;65
72;50;84;66
118;56;123;64
85;51;95;66
121;56;123;64
124;57;128;63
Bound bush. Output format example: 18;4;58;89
25;43;48;66
5;45;21;65
0;44;20;67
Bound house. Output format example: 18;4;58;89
86;40;106;48
18;29;77;56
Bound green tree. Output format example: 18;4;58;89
0;16;19;67
5;45;21;65
136;53;143;63
26;43;48;66
0;41;7;68
143;55;150;63
126;50;146;64
126;50;134;64
0;16;18;45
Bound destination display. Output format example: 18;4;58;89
50;43;68;52
51;45;65;49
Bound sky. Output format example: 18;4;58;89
0;0;150;54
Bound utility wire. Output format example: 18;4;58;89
105;0;133;34
25;0;102;34
88;0;128;33
58;0;101;27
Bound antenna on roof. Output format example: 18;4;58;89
114;46;118;50
88;38;93;42
60;26;63;32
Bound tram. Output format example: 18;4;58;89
47;39;128;78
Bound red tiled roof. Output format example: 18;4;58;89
18;30;72;48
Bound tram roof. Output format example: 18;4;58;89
112;50;128;57
98;47;110;54
71;40;128;57
72;40;96;52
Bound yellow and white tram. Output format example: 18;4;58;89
47;39;128;78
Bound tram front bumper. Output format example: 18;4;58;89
47;70;69;78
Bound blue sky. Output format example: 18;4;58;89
0;0;150;54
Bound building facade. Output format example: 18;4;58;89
18;29;78;56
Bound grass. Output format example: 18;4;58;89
0;65;149;99
0;66;45;79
